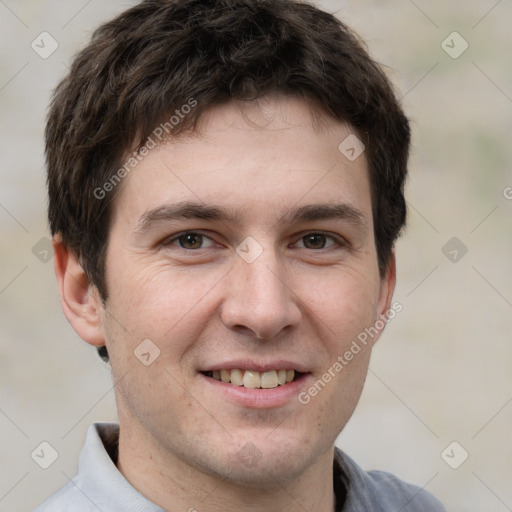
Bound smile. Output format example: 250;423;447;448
202;369;302;389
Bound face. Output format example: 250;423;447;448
95;95;395;487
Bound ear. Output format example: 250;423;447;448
53;235;106;347
372;248;397;345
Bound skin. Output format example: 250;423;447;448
54;94;396;512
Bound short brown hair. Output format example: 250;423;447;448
46;0;410;302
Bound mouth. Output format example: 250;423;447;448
200;369;305;389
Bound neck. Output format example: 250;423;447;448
116;425;336;512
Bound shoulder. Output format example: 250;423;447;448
34;478;98;512
365;469;446;511
33;423;119;512
334;448;446;512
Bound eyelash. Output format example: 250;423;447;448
162;231;345;251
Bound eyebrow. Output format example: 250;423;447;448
135;201;239;234
281;203;368;232
134;200;368;234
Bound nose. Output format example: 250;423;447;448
220;246;302;340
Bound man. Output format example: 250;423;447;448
37;0;446;510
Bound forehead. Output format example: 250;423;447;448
110;95;372;230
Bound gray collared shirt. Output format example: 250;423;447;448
35;423;446;511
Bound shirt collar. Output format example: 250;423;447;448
78;423;165;512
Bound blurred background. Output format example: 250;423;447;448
1;1;511;510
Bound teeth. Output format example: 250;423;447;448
243;370;261;388
209;369;297;388
261;370;278;388
230;369;244;386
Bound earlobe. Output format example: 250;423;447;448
379;249;397;316
372;249;397;344
53;235;106;347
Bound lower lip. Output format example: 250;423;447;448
200;373;310;409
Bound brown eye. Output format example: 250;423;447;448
302;233;327;249
295;232;341;250
177;233;204;249
163;231;216;251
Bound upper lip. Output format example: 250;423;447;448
200;359;311;373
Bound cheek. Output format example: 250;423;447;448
300;264;381;344
298;274;378;433
104;259;227;365
113;356;218;446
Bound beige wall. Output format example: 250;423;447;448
0;1;510;511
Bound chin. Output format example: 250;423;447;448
225;454;308;489
201;437;321;489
